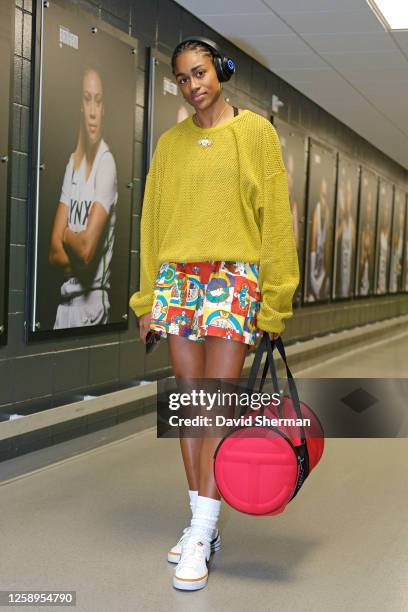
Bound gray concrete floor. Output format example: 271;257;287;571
1;332;407;612
295;328;408;378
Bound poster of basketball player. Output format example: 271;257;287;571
332;156;359;300
273;118;307;307
401;194;408;292
238;96;268;118
0;0;13;345
355;168;378;297
374;179;394;295
148;50;190;165
29;0;136;336
389;187;406;293
304;140;336;303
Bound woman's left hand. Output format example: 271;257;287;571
268;332;280;342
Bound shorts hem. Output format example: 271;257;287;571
149;324;259;346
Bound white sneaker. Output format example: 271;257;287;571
167;526;221;563
173;536;211;591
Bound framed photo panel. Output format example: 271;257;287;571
389;187;406;293
273;118;308;307
28;0;137;339
354;168;379;297
374;178;393;296
303;140;337;304
223;88;268;118
146;49;191;169
0;0;14;345
401;193;408;292
332;155;360;300
237;96;268;118
220;85;239;109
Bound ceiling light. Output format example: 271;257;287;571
366;0;408;30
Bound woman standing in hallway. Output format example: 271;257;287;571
129;37;300;591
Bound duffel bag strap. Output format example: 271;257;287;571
265;335;311;495
264;335;305;431
242;334;279;417
245;333;279;394
244;333;308;444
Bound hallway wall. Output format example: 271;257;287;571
2;0;407;414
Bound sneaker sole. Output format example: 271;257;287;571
167;534;221;564
173;573;208;591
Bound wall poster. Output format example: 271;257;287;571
29;0;137;338
146;49;191;170
374;178;393;296
332;155;360;300
354;168;379;297
401;194;408;292
0;0;14;345
303;140;336;304
389;187;406;293
273;118;308;307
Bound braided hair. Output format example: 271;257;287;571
171;40;215;76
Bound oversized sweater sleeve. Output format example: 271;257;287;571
129;137;164;318
256;122;300;334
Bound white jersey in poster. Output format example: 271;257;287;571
310;200;327;298
59;138;118;298
405;239;408;291
377;231;388;293
389;235;403;293
360;256;369;295
340;214;353;297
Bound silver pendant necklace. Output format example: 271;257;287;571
194;104;229;147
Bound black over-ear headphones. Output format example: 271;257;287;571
171;36;236;83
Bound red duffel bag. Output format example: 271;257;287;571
213;333;324;516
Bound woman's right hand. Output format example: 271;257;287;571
138;312;152;343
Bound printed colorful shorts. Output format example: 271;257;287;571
149;261;262;346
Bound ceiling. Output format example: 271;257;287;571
175;0;408;170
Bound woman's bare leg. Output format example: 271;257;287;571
167;334;206;491
199;337;250;500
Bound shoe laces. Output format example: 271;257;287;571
178;537;209;566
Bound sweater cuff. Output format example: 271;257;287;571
256;312;289;335
129;292;153;319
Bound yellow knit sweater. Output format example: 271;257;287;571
129;109;300;333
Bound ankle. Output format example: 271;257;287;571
190;495;221;543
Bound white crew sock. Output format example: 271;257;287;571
188;490;198;516
189;495;221;544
